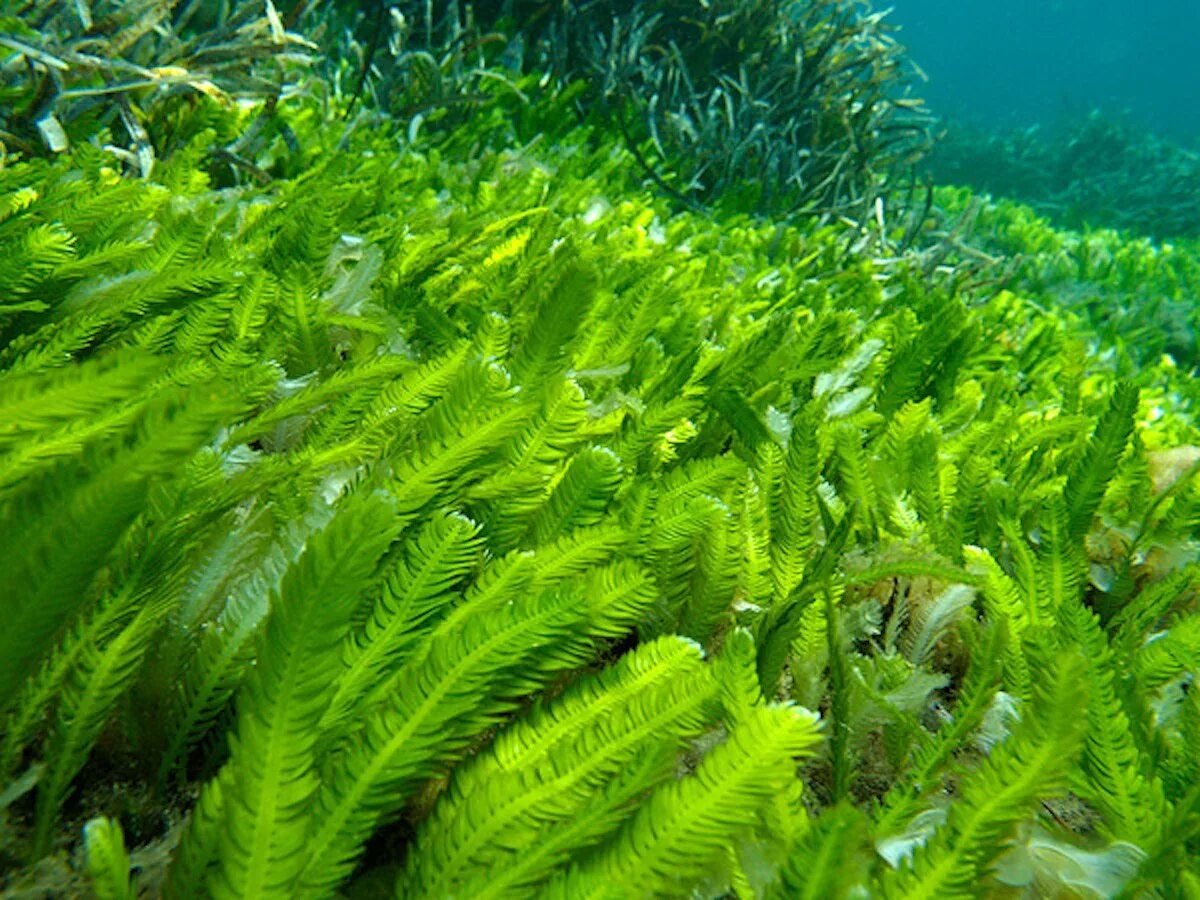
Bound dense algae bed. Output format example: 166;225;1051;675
1;2;1199;897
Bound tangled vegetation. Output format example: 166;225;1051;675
0;0;316;174
935;187;1200;371
1;2;1199;899
925;112;1200;242
3;0;932;218
325;0;933;217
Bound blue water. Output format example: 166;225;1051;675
888;1;1200;142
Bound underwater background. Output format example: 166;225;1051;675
898;0;1200;242
892;0;1200;140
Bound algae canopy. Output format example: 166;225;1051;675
0;3;1197;899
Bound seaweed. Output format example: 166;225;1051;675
926;111;1200;242
0;2;1198;898
312;0;935;219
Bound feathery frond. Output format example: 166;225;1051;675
542;703;823;899
187;490;401;898
83;817;136;900
878;652;1089;899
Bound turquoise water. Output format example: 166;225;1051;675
887;1;1200;241
890;0;1200;141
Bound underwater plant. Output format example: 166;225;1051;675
317;0;934;219
932;185;1200;371
926;111;1200;242
3;0;931;219
0;2;1198;898
0;100;1197;895
0;0;316;175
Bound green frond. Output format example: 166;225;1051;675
222;271;280;353
831;423;881;540
675;505;741;646
83;816;136;900
0;350;164;458
386;362;529;516
471;377;592;549
707;310;794;400
319;510;482;738
0;465;146;711
0;183;39;227
0;766;40;823
0;379;245;714
651;455;746;513
397;636;718;898
644;491;730;639
1058;597;1169;851
1110;565;1198;651
714;627;767;722
756;509;855;699
769;408;821;605
0;549;163;784
1162;688;1200;804
227;354;411;447
875;621;1005;837
164;764;232;899
274;269;335;375
511;259;597;381
709;385;774;449
878;651;1089;899
0;372;184;494
730;468;772;611
611;391;705;472
875;299;978;418
998;515;1042;624
1035;498;1088;617
193;490;401;898
31;575;180;857
541;703;823;899
525;446;623;547
157;516;319;789
1134;614;1200;690
944;453;993;560
525;524;630;584
166;507;276;641
0;222;76;303
882;400;951;554
824;583;855;803
505;377;590;471
297;574;651;894
644;485;730;555
779;803;873;900
788;601;830;710
965;546;1033;636
1062;381;1139;540
356;339;474;436
557;560;661;661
